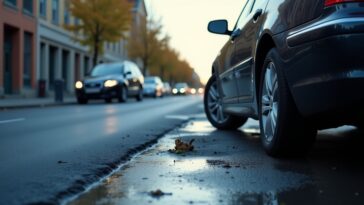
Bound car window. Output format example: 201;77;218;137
91;64;123;77
234;0;256;29
251;0;265;12
175;83;187;88
124;62;131;74
145;77;156;84
131;63;142;77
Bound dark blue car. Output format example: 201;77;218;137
205;0;364;156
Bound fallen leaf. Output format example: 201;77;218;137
169;139;195;153
149;189;172;198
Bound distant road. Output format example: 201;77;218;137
0;95;203;205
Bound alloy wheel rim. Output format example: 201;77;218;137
207;79;228;124
261;62;279;142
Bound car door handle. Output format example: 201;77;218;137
253;9;263;22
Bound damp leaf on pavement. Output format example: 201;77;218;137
149;189;172;198
169;139;195;154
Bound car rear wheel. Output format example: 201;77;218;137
105;98;112;103
136;87;143;102
259;48;317;157
77;98;88;104
118;86;128;103
204;75;248;130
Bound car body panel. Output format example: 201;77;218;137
209;1;364;128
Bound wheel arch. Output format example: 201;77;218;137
254;32;276;102
121;79;129;87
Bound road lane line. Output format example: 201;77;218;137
0;118;25;124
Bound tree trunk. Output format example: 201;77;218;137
92;49;98;67
93;24;100;67
142;56;148;76
160;66;164;80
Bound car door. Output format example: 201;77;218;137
128;63;140;95
123;62;133;94
217;35;239;104
232;0;268;102
218;0;254;104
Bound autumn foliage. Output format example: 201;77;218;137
128;17;199;85
65;0;132;66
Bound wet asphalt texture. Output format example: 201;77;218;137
0;96;202;205
69;115;364;205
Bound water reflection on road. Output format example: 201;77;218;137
69;119;364;205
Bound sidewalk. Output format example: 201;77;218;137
0;96;77;110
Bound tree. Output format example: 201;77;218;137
128;17;169;76
65;0;132;66
128;16;201;86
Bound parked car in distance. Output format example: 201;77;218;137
198;87;204;95
205;0;364;157
75;61;144;104
172;82;189;95
163;82;172;95
143;76;164;98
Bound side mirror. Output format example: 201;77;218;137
124;71;132;77
208;20;232;35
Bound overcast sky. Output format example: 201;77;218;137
145;0;244;84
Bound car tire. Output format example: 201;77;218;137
118;85;128;103
259;48;317;157
204;75;248;130
105;98;112;103
136;87;143;102
77;98;88;104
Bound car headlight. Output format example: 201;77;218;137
104;80;118;88
180;88;186;93
191;88;196;94
172;88;178;94
75;81;83;89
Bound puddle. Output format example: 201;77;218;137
68;119;314;205
172;159;208;172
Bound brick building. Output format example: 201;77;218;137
0;0;37;96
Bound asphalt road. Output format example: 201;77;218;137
0;95;203;205
70;117;364;205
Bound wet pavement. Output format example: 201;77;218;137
0;96;203;204
68;114;364;205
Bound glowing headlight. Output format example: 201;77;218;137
75;81;83;89
180;88;186;93
198;88;204;94
104;80;118;87
172;88;178;94
191;88;196;94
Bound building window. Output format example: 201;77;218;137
23;0;33;14
52;0;59;24
5;0;16;7
23;32;32;87
39;0;46;17
84;56;89;76
64;9;70;25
